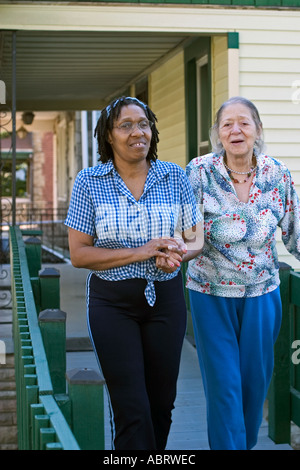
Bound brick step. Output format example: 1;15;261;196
0;444;18;450
0;411;17;426
0;383;18;449
0;391;17;413
0;354;16;394
0;382;16;392
0;425;18;447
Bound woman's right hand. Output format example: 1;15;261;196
155;238;187;273
136;237;180;263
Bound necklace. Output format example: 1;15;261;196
227;171;255;184
224;161;257;184
223;161;257;175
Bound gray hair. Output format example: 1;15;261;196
210;96;265;155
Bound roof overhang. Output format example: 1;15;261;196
1;29;192;111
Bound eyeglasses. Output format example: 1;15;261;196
114;120;153;133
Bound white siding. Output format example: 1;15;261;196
149;52;186;168
237;30;300;269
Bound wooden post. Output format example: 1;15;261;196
38;309;67;395
268;262;291;444
24;236;42;311
24;236;42;278
66;368;105;450
39;267;60;311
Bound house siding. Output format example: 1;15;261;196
237;29;300;268
148;23;300;267
211;35;228;120
149;52;186;168
3;3;300;267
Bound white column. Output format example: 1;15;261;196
228;47;239;98
81;110;88;168
92;110;98;166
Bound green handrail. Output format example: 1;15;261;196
262;263;300;444
9;226;105;450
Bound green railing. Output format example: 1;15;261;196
268;263;300;444
9;226;105;450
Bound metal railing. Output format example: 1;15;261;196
4;206;70;262
9;226;105;450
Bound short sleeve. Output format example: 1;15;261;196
185;158;203;207
175;168;202;233
278;167;300;261
65;172;96;237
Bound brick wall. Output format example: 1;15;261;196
42;132;54;207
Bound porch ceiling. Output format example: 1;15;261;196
1;30;191;112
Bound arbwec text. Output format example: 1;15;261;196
103;454;196;467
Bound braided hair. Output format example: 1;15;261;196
94;96;159;163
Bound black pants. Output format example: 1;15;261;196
87;273;187;450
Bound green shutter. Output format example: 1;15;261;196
227;32;239;49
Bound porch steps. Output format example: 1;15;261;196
0;264;18;450
0;351;18;450
0;312;18;450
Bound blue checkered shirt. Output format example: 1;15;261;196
65;159;202;305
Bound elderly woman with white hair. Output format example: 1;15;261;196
185;96;300;450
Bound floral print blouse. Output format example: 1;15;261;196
185;152;300;298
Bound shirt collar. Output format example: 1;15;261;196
90;158;170;181
149;159;170;181
90;159;115;177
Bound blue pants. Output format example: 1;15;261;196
189;288;282;450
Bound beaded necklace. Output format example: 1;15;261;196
224;161;257;184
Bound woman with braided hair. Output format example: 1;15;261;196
65;96;203;450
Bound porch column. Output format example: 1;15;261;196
81;111;88;169
227;32;239;98
12;30;17;225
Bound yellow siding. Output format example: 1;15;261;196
149;52;186;168
211;36;228;120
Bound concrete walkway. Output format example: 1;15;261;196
56;263;293;451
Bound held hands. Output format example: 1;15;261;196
135;237;188;273
155;238;187;274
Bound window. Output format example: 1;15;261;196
185;36;211;163
196;55;210;156
1;159;30;197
